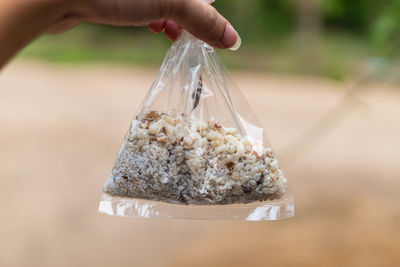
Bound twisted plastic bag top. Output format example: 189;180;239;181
99;26;293;220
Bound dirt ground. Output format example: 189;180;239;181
0;60;399;267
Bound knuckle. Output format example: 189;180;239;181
163;0;186;19
203;7;224;40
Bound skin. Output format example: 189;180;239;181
0;0;240;69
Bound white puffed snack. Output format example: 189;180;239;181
104;111;287;204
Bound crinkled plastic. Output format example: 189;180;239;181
99;193;294;221
98;27;294;221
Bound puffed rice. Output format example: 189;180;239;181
104;111;287;204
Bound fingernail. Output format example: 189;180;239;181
229;34;241;51
221;24;241;51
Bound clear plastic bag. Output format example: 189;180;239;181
98;24;294;221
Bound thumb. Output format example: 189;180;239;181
163;0;241;50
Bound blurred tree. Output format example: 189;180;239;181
22;0;400;76
370;0;400;55
321;0;391;35
296;0;322;65
214;0;296;41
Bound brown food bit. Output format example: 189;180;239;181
145;111;161;121
214;122;222;131
141;120;150;129
257;173;265;185
243;185;252;194
265;150;275;158
192;76;203;111
253;151;263;159
226;162;234;171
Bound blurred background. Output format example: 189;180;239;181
1;0;399;266
18;0;400;79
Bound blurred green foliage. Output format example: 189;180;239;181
20;0;400;78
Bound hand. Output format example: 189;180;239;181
49;0;241;50
0;0;240;69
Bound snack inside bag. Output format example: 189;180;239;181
99;30;294;220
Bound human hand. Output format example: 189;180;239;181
48;0;241;50
0;0;240;69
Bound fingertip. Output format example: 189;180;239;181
165;20;182;41
148;19;166;33
220;23;241;50
229;34;241;51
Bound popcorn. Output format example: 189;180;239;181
214;145;226;155
270;159;279;171
225;128;237;135
163;115;176;126
236;142;245;156
207;131;219;141
227;144;236;154
148;122;160;135
183;136;193;146
104;111;287;204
